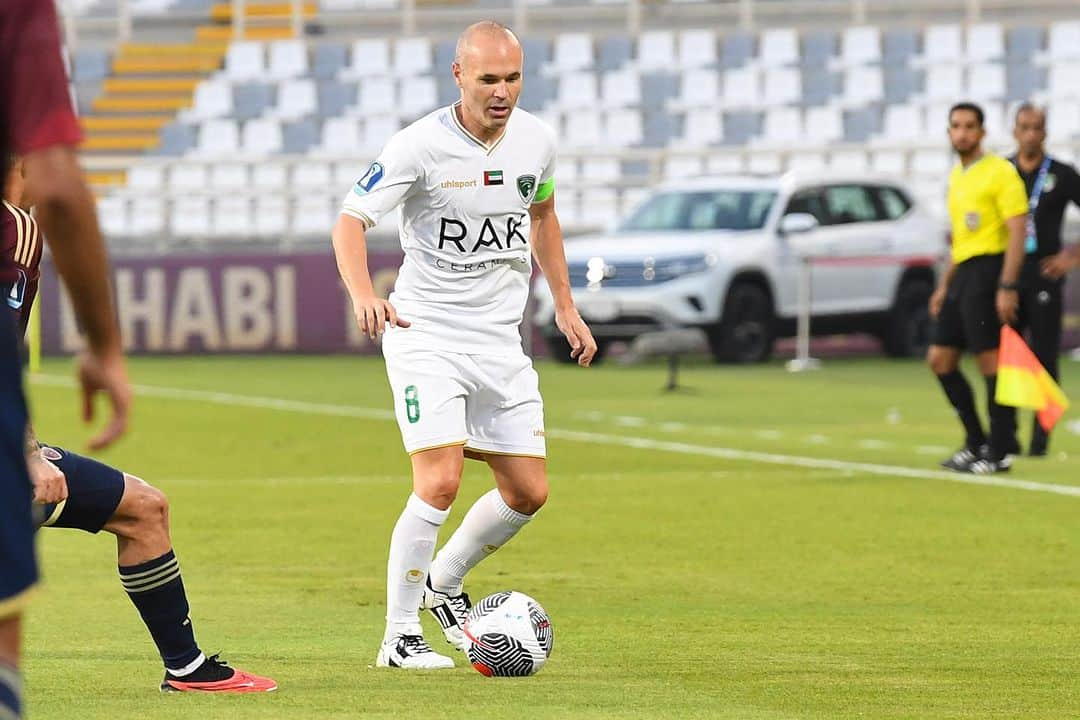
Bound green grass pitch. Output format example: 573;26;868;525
22;355;1080;719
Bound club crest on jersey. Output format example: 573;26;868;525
483;170;503;186
516;174;537;203
5;270;27;310
353;162;385;196
1043;173;1057;193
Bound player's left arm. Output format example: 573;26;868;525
529;193;597;367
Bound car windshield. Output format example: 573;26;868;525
620;190;777;232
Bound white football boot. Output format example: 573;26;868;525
376;628;455;670
421;578;471;652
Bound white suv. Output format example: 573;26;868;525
533;172;944;363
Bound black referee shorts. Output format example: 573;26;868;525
931;253;1003;355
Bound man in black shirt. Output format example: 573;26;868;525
1009;103;1080;455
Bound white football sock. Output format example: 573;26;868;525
429;489;533;594
385;493;449;639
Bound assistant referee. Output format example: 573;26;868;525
1008;103;1080;456
928;102;1028;475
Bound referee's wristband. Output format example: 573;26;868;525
998;281;1019;291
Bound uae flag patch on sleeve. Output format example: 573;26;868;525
483;170;504;186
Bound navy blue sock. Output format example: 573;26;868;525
984;374;1019;457
119;550;202;672
0;662;21;719
936;370;986;450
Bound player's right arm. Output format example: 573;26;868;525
5;0;131;450
331;214;409;339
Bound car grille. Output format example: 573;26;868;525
568;261;654;288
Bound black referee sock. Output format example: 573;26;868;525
984;374;1019;457
0;662;21;719
119;549;203;673
936;370;986;450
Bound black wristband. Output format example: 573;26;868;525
999;281;1019;291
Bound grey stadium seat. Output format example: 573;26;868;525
521;37;551;75
312;42;347;79
518;75;555;113
642;110;678;148
437;73;459;107
884;66;921;105
317;79;355;118
1007;25;1043;60
800;68;839;106
801;30;837;67
720;111;762;146
1007;64;1045;103
435;39;457;75
598;35;633;72
73;48;109;82
641;72;678;105
233;83;275;120
619;159;651;183
843;106;882;142
74;83;102;115
283;119;318;154
883;28;918;64
153;122;197;156
721;31;755;68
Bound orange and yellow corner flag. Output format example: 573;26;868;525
995;326;1070;431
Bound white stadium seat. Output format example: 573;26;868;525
355;76;397;116
97;195;129;237
224;41;266;82
600;68;641;109
252;162;287;190
920;25;963;65
579;188;619;228
126;164;165;191
292;195;334;236
1042;21;1080;62
967;63;1005;101
721;66;760;109
210;163;249;190
924;64;963;101
839;26;880;67
747;152;782;174
564;112;602;149
871;149;907;175
829;149;870;174
637;30;676;71
272;79;318;120
129;197;166;237
1048;62;1080;99
342;38;391;79
762;67;801;107
241;118;284;156
786;151;827;172
663;155;704;180
398;76;438;117
549;32;594;73
212;196;252;237
842;65;884;106
877;105;924;144
604;108;644;147
292;161;332;190
168;163;208;191
557;73;599;110
362;115;399;154
965;23;1004;63
318;116;362;156
254;195;289;237
706;153;744;175
170;196;211;238
194;119;240;156
579;156;620;183
911;149;950;177
756;107;802;146
758;28;799;68
183;80;233;121
803;106;842;145
267;40;309;81
678;112;722;147
678;29;716;69
393;37;432;77
670;68;720;111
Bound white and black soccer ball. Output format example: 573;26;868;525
463;591;553;677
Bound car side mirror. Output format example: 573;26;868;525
779;213;819;236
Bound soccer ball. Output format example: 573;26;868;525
463;591;553;677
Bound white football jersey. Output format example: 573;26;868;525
341;103;557;356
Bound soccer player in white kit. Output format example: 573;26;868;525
331;21;597;669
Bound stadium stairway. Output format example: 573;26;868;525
81;2;315;192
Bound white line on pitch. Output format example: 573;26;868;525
915;445;952;456
857;439;893;450
30;374;1080;498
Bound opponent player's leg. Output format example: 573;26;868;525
377;445;462;669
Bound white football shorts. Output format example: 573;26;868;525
382;344;546;458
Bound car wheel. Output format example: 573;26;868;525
882;278;933;358
545;335;609;364
708;283;775;363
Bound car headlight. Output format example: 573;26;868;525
649;254;715;281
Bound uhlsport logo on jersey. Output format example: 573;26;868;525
516;174;537;203
6;270;27;310
352;162;385;196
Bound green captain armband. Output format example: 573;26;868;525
532;177;555;204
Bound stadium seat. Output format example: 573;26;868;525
841;65;884;106
129;197;166;237
555;192;580;228
1007;25;1043;60
1047;62;1080;99
127;164;165;191
579;156;620;183
556;73;599;110
842;107;881;142
801;30;837;68
333;161;361;190
910;148;950;178
292;161;332;190
966;23;1005;63
548;32;594;73
342;38;391;80
637;30;676;72
182;80;233;121
317;116;362;156
1006;63;1043;103
292;196;334;236
801;67;839;106
170;196;211;238
677;29;717;69
313;42;348;79
787;151;827;172
870;149;906;175
283;119;318;154
254;195;289;237
755;107;802;147
838;26;881;67
271;78;318;120
194;119;240;156
564;112;602;149
393;37;433;77
267;40;309;81
522;37;553;73
803;106;842;144
761;67;801;107
721;66;761;109
967;63;1006;101
398;75;438;118
211;196;252;238
242;118;284;156
721;31;755;68
168;163;208;192
1048;99;1080;139
669;68;720;112
828;149;870;174
662;154;703;180
883;66;921;104
224;41;266;82
554;156;578;187
318;79;355;118
604;108;644;147
579;188;619;228
918;25;963;66
232;82;274;121
362;115;399;155
252;162;287;190
746;152;781;174
923;64;963;101
97;196;129;237
1041;21;1080;62
600;68;642;109
758;28;799;68
73;47;109;81
355;76;397;116
210;163;248;190
670;112;720;148
883;28;919;64
720;110;761;145
706;153;743;174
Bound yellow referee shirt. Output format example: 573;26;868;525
946;153;1028;264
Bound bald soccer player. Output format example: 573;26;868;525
332;21;597;669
